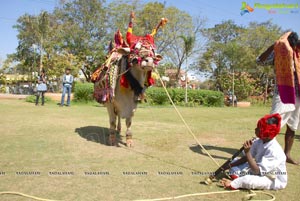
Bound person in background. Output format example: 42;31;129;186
36;69;47;106
60;68;74;107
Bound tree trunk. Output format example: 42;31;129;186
81;68;91;82
264;77;268;104
39;38;43;72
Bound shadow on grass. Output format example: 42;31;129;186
75;126;122;146
191;132;300;159
75;126;202;172
190;144;241;160
122;146;201;172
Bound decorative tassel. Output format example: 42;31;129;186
120;74;129;88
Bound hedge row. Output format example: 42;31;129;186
74;82;94;102
72;82;224;107
146;87;224;107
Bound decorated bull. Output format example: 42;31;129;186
92;12;167;147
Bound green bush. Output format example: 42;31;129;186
0;85;6;93
146;87;224;107
25;95;53;103
145;87;169;105
74;82;94;102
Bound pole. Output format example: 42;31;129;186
185;59;188;104
33;44;36;81
232;68;235;107
264;76;268;104
39;37;43;72
185;71;188;103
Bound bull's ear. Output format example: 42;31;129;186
117;47;130;55
155;54;163;61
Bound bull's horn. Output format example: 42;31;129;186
117;47;131;55
151;18;168;36
155;54;163;61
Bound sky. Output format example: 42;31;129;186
0;0;300;63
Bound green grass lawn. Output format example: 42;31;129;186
0;99;299;201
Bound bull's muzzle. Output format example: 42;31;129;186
141;57;155;70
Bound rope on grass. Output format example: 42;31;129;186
154;69;220;168
133;189;276;201
243;190;276;201
0;191;61;201
133;190;240;201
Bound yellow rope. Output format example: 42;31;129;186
0;191;61;201
154;69;220;168
133;189;276;201
133;190;240;201
243;190;276;201
0;190;275;201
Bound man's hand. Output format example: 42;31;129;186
243;140;253;153
243;139;260;174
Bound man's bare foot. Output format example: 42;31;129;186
220;178;232;189
286;156;300;165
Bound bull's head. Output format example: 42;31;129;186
117;14;167;72
117;40;163;72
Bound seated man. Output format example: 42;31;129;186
221;113;287;190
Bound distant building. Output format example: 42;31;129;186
164;69;200;88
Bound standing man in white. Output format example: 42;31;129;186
60;68;74;107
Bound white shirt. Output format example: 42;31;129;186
250;138;287;189
65;75;72;83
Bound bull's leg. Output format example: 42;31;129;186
125;117;133;147
106;104;117;146
117;115;121;133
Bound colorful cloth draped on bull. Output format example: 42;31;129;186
274;32;300;104
92;51;122;103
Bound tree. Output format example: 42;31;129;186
239;21;282;100
107;0;142;35
218;72;256;100
8;12;52;79
179;35;195;102
198;20;282;100
53;0;108;81
162;9;205;81
198;21;244;92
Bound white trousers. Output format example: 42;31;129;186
271;94;300;131
229;162;273;190
231;175;273;190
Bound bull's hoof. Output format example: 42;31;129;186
108;134;116;146
126;135;133;147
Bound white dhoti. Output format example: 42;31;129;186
229;161;274;190
231;175;273;190
270;94;300;131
